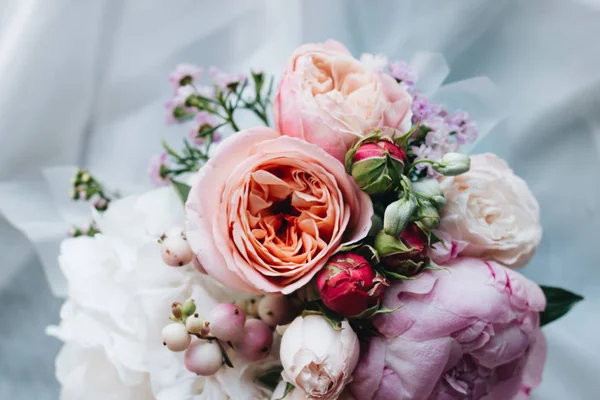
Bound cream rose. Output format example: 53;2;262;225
185;127;372;294
433;153;542;267
274;40;413;161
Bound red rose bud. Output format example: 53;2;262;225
316;253;386;317
350;139;407;195
375;223;429;276
399;223;428;259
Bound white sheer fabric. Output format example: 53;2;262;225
0;0;599;398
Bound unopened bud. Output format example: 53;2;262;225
412;179;446;209
182;300;196;317
349;138;407;195
433;153;470;176
383;197;417;237
172;302;183;319
416;201;440;230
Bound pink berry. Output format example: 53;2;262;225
258;295;301;327
184;340;222;376
235;318;273;362
208;303;246;342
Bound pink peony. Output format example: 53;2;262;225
350;257;547;400
274;40;413;161
185;127;372;294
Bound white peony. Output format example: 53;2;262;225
279;316;359;400
432;153;542;267
47;187;275;400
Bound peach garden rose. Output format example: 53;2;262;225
274;40;413;161
185;127;373;294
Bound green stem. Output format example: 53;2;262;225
407;159;437;175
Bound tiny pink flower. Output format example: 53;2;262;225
209;66;246;89
148;152;170;186
168;63;202;93
188;112;220;145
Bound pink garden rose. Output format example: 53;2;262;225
350;257;547;400
431;153;542;268
185;127;372;294
274;40;413;161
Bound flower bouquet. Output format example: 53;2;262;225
50;41;583;400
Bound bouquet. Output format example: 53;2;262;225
49;40;583;400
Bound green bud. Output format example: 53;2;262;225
415;200;440;230
182;300;196;317
412;179;446;209
383;197;417;237
433;153;470;176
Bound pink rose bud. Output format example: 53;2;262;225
349;138;407;195
235;318;273;362
208;303;246;342
316;253;386;317
184;340;222;376
257;295;301;327
375;223;430;276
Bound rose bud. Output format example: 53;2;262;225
433;152;470;176
412;178;446;209
316;253;386;317
184;340;223;376
383;196;417;237
348;139;407;195
208;303;246;342
375;223;429;276
280;315;359;399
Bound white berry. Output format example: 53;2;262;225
186;313;206;335
184;340;223;376
161;235;194;267
162;323;191;352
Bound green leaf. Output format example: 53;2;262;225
540;286;584;326
171;179;191;204
275;382;295;400
255;367;283;391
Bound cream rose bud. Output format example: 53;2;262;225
434;153;542;267
280;315;359;399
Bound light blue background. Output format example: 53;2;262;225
0;0;599;399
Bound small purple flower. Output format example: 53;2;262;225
148;153;170;186
209;66;246;90
164;85;197;124
169;64;202;93
389;61;418;87
449;110;478;144
189;112;221;145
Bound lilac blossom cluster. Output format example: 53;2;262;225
386;60;479;176
151;64;250;185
